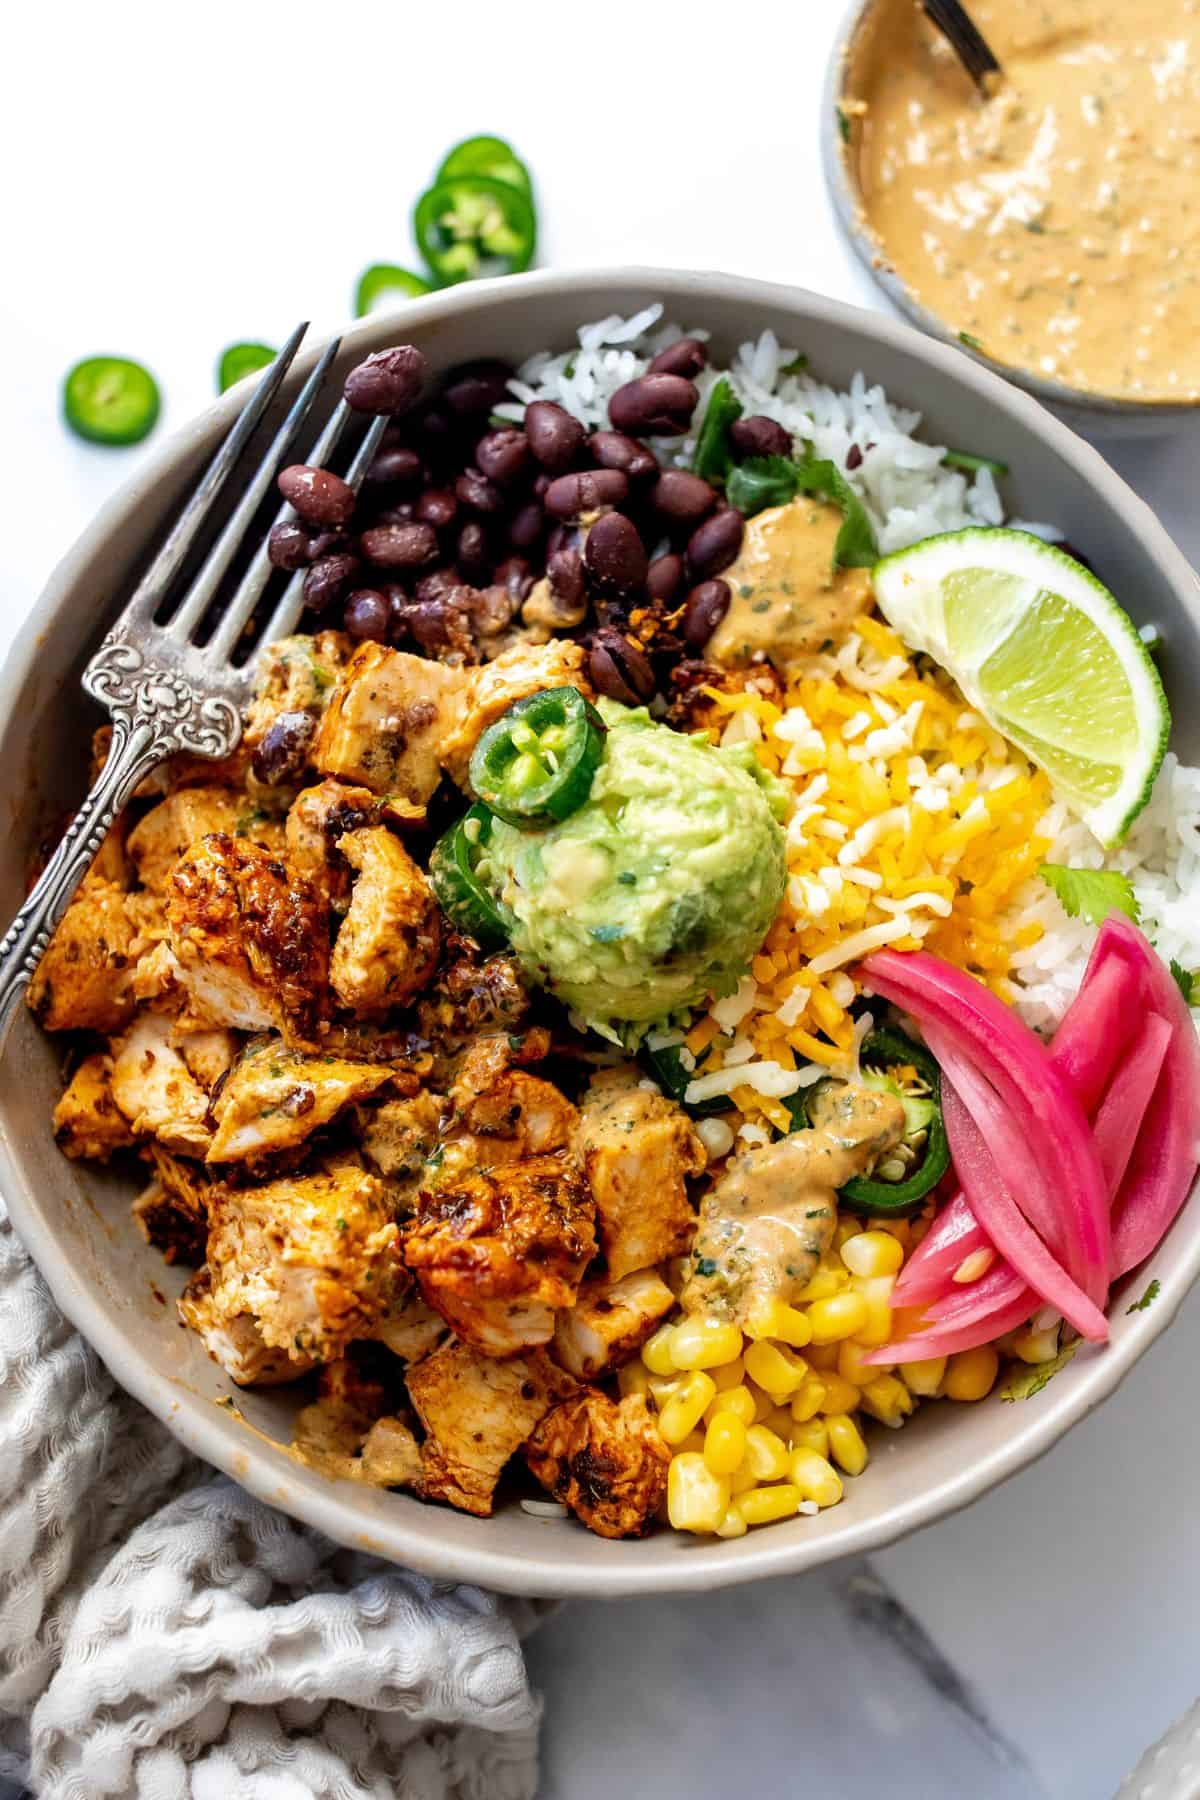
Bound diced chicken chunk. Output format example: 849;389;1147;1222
132;1144;211;1263
127;787;283;892
405;1156;596;1355
373;1287;450;1362
243;631;351;749
416;931;529;1056
406;1340;576;1517
27;881;135;1033
440;639;592;786
197;1165;401;1365
330;828;440;1016
167;833;328;1043
359;1415;423;1488
435;1038;575;1185
286;778;382;909
525;1391;670;1539
576;1066;705;1280
313;642;467;803
177;1028;241;1092
53;1053;136;1162
179;1267;316;1386
110;1011;212;1155
360;1089;448;1193
552;1268;677;1380
206;1038;393;1163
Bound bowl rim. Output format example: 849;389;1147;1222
820;0;1200;421
4;262;1200;1597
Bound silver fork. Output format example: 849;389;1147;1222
0;322;387;1033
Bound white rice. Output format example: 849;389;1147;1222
499;307;1200;1032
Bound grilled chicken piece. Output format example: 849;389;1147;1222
285;778;381;909
551;1268;677;1380
243;631;351;749
177;1028;241;1092
525;1391;670;1539
406;1340;576;1517
196;1164;400;1365
359;1415;423;1487
27;881;136;1033
179;1267;316;1386
330;827;440;1017
167;833;328;1043
132;1143;211;1263
206;1038;393;1164
110;1011;212;1155
126;787;283;892
416;931;529;1057
52;1053;136;1162
360;1089;448;1194
440;639;592;787
313;642;467;803
405;1156;596;1356
434;1036;575;1186
373;1287;450;1362
576;1067;705;1280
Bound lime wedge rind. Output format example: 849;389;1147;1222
872;528;1170;845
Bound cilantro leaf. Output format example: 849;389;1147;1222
779;354;809;376
1039;863;1140;926
959;331;984;351
691;376;743;483
726;454;801;518
1170;959;1200;1006
726;445;879;571
836;106;851;143
1126;1278;1160;1314
999;1336;1080;1401
942;448;1009;477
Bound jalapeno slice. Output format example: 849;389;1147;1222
413;175;537;285
794;1027;949;1216
354;264;433;317
469;686;605;828
428;804;511;949
436;134;533;199
217;342;276;393
63;356;161;446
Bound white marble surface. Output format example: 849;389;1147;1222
3;4;1199;1795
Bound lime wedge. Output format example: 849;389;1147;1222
872;528;1169;845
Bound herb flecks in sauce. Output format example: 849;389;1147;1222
707;498;874;669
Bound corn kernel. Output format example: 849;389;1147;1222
646;1372;682;1407
900;1356;947;1398
952;1248;996;1284
944;1346;1000;1402
744;1340;809;1398
642;1322;679;1376
808;1291;869;1344
804;1340;840;1371
834;1217;861;1252
744;1299;812;1347
704;1411;748;1476
796;1266;848;1304
750;1383;777;1422
744;1424;791;1481
658;1370;718;1444
715;1504;748;1539
709;1356;747;1392
790;1376;828;1422
707;1384;757;1426
868;1217;911;1248
729;1462;759;1495
860;1374;915;1427
678;1429;708;1455
790;1417;830;1456
818;1372;863;1414
826;1413;869;1476
667;1453;730;1533
668;1316;744;1371
618;1361;653;1401
837;1339;887;1386
789;1448;844;1507
850;1274;895;1346
840;1230;905;1279
737;1483;804;1526
1012;1327;1061;1365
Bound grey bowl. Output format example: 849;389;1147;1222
2;267;1199;1597
822;0;1200;436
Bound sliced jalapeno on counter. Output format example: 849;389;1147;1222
63;355;161;446
436;134;533;199
469;686;605;827
428;803;511;949
413;175;537;285
354;264;433;317
217;342;276;393
795;1026;949;1216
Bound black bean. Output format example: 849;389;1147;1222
590;430;659;482
343;589;391;642
545;522;580;561
587;627;656;706
454;469;504;516
356;508;410;534
730;415;793;460
409;589;475;657
277;464;356;529
456;520;492;582
267;520;312;572
359;521;439;569
414;406;457;457
547;547;585;610
681;579;732;649
303;551;361;613
609;373;698;437
251;710;317;785
475;428;530;487
686;508;744;582
494;555;534;600
544;468;630;519
414;568;462;606
508;501;544;551
845;443;864;472
525;399;586;472
585;511;647;596
648;336;708;379
470;584;517;637
363;445;424;491
344;345;429;415
645;552;685;605
532;471;553;500
442;359;514;419
416;488;459;532
653;470;717;524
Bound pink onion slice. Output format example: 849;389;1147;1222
1046;934;1143;1115
868;1291;1040;1364
891;1193;989;1308
1092;1012;1171;1199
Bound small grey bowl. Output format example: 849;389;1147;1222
822;0;1200;437
2;267;1199;1598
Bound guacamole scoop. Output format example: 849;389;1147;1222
474;700;787;1041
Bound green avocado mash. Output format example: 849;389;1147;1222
474;699;788;1042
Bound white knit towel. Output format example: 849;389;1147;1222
0;1202;545;1799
